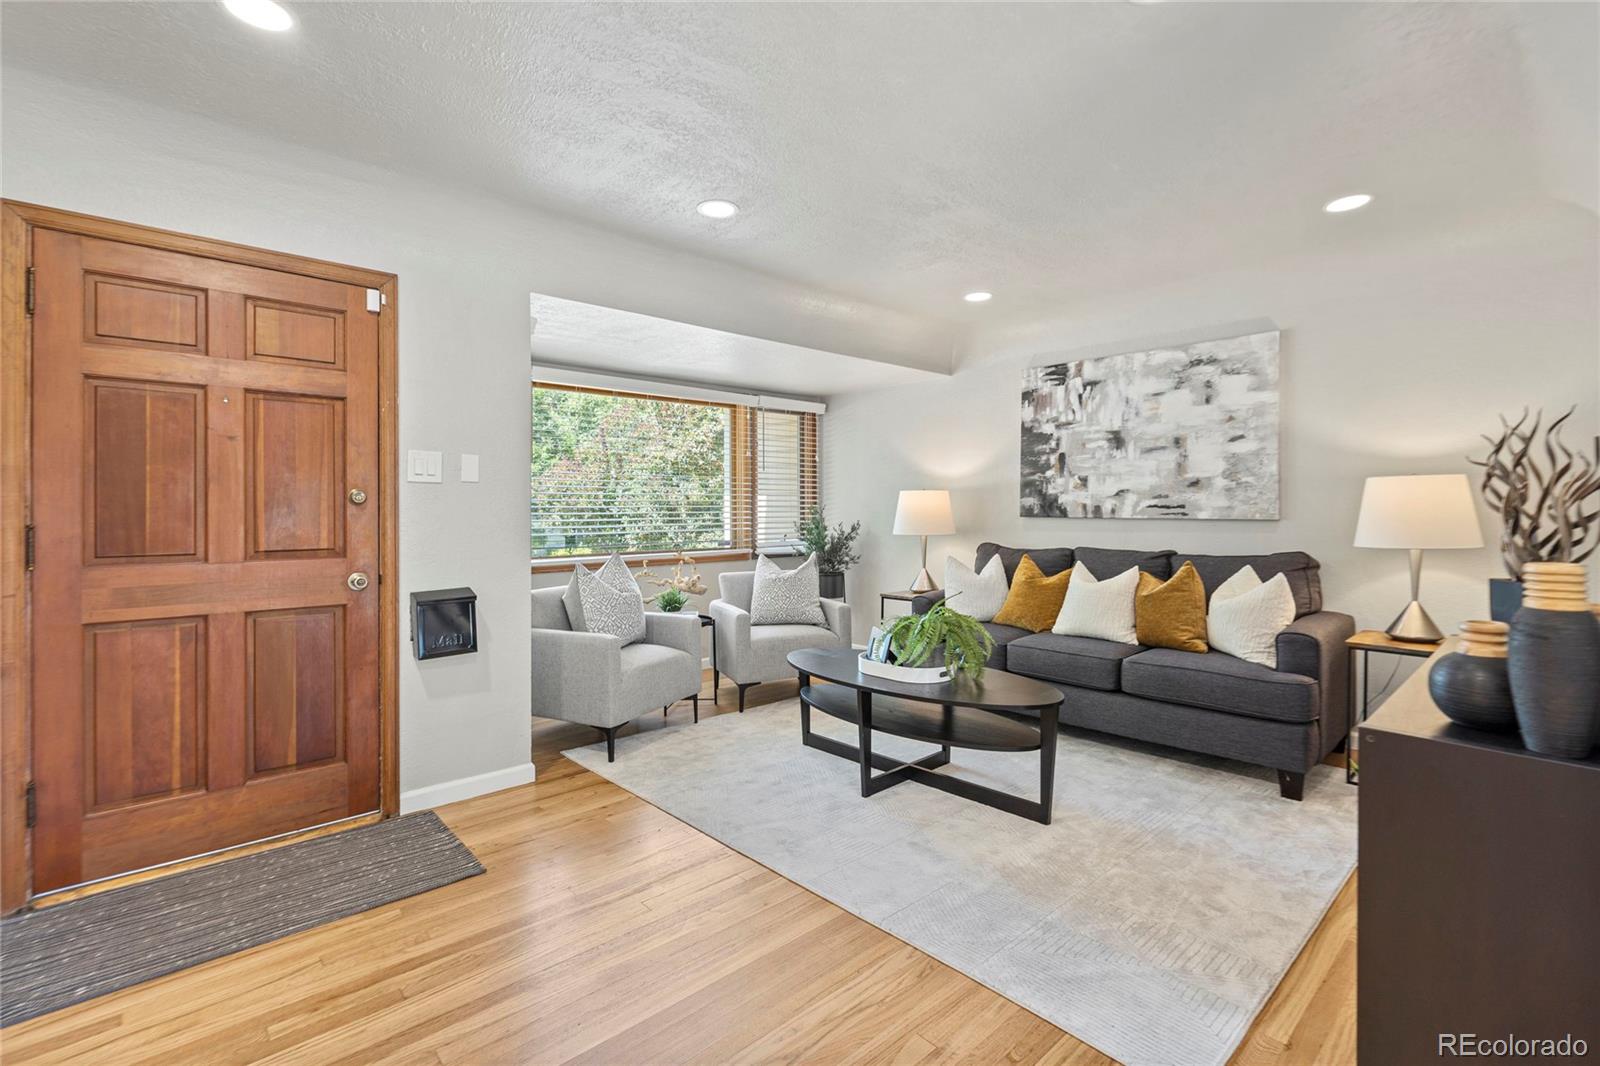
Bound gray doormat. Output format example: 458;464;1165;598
0;810;483;1027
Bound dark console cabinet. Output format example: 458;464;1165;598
1358;650;1600;1065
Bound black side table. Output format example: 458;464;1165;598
697;612;719;696
879;589;937;620
1346;629;1437;783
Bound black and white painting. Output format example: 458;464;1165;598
1020;330;1280;519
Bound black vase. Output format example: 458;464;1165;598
1506;607;1600;758
819;571;846;600
1428;653;1517;732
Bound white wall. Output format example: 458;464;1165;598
824;201;1600;642
0;69;908;808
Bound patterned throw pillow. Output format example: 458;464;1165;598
992;554;1071;633
750;554;827;626
943;554;1008;622
1134;561;1209;652
1207;567;1296;668
565;554;645;645
1051;563;1140;643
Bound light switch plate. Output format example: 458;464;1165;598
407;449;443;483
459;453;480;483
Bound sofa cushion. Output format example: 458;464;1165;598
746;622;849;679
976;542;1074;581
992;554;1071;632
618;642;697;714
1135;562;1208;652
1173;551;1322;616
1074;546;1175;580
1121;647;1320;723
979;621;1030;669
1006;633;1146;692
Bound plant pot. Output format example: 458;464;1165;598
819;570;845;600
1429;653;1516;733
1506;563;1600;759
1488;578;1523;623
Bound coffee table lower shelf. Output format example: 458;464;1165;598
799;683;1059;824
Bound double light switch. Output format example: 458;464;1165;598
407;451;480;484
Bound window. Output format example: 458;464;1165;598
531;383;818;561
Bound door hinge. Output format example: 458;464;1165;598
25;782;36;828
24;525;35;571
25;267;36;315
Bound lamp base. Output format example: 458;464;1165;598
909;567;938;593
1385;600;1444;644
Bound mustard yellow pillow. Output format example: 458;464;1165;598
1135;561;1208;652
992;554;1071;633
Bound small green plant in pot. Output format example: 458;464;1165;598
654;588;689;613
795;507;861;600
880;598;994;682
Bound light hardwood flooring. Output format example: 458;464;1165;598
1;676;1356;1065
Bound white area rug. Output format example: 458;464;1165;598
564;698;1357;1066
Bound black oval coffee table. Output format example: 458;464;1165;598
787;647;1065;824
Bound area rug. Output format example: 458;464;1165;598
565;698;1357;1066
0;810;483;1027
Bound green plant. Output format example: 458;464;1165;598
794;507;862;573
880;599;994;682
654;587;689;613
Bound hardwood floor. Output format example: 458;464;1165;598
1;676;1356;1064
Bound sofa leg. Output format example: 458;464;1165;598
692;694;699;722
1277;769;1305;801
738;683;753;713
603;725;618;762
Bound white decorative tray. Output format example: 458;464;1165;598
857;652;950;685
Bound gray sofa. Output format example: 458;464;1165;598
914;543;1355;799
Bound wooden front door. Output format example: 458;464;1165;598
29;230;382;892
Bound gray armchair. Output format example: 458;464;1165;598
531;587;703;760
708;570;851;712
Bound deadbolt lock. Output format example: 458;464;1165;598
348;488;368;505
347;572;370;592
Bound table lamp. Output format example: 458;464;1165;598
893;489;955;593
1354;473;1483;642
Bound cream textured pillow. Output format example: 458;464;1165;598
750;553;827;626
569;557;646;645
943;554;1008;622
1051;563;1141;643
1207;569;1296;668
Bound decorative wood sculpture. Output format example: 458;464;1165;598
1470;407;1600;578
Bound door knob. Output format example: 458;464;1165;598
348;488;368;505
347;572;370;591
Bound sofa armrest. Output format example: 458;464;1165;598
644;611;701;660
530;627;621;723
1276;610;1355;754
708;598;751;671
820;598;852;643
911;591;946;615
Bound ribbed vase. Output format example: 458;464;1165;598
1506;562;1600;759
1428;621;1517;732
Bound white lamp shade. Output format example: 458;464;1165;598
1353;474;1484;549
893;489;955;536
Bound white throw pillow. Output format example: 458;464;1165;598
564;553;645;643
750;553;827;626
1051;563;1140;643
1207;569;1296;668
943;554;1008;622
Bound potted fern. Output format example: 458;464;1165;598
875;598;994;683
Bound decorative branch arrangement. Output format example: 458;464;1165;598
637;553;708;599
1469;406;1600;577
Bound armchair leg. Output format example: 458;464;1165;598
1276;769;1305;801
738;683;753;713
713;669;720;697
692;694;699;722
603;725;619;762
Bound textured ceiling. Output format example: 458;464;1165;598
529;294;940;397
2;1;1594;334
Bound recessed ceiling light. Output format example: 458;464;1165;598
696;200;739;219
1323;193;1373;214
223;0;293;31
964;291;993;303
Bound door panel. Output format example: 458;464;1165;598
31;229;381;893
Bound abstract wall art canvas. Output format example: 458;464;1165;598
1020;330;1280;520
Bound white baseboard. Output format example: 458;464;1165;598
400;762;537;814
